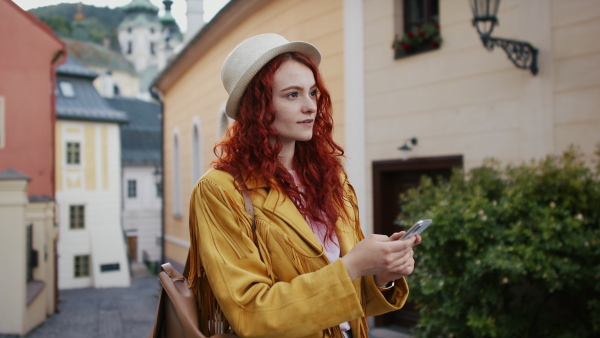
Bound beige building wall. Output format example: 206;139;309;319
362;0;600;233
0;177;57;336
0;179;28;334
24;200;58;334
159;0;345;265
90;68;141;99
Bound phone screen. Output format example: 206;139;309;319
400;219;432;240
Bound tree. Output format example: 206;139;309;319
399;146;600;337
30;3;125;51
38;15;72;36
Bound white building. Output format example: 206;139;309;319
55;56;130;289
106;96;163;271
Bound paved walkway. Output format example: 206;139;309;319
22;262;412;338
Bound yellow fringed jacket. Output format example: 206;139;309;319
188;169;410;338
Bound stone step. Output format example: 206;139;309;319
130;262;153;278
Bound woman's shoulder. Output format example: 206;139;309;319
197;168;236;190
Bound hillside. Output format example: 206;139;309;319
30;3;125;52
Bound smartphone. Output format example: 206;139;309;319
400;219;432;240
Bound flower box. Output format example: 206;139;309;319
392;19;443;59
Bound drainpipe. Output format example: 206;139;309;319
50;48;67;313
150;87;165;268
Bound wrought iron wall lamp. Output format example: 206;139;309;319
398;137;418;151
469;0;539;75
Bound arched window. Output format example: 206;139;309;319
127;41;132;54
219;110;229;137
191;124;202;184
173;133;182;217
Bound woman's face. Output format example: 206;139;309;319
271;59;318;147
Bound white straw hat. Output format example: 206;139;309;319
221;33;321;119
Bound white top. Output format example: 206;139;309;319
290;171;351;332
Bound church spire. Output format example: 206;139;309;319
160;0;177;27
74;2;84;22
121;0;159;15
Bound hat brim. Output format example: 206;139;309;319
225;41;321;120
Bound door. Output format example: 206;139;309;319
372;155;463;328
127;236;138;262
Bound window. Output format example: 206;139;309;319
59;81;75;97
150;27;155;34
393;0;441;58
113;84;120;96
173;133;182;217
0;96;5;149
127;41;132;54
66;142;80;164
403;0;439;34
219;111;229;136
127;26;132;34
150;42;155;55
26;224;34;282
192;124;202;183
74;255;90;277
69;205;85;229
127;179;137;198
156;179;163;198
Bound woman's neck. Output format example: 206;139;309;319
278;140;295;170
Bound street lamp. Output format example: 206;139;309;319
398;137;418;161
469;0;538;75
153;166;163;198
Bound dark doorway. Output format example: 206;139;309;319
127;236;138;262
372;155;463;328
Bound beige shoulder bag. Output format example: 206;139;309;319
150;185;254;338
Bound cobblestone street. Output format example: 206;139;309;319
17;263;410;338
25;264;158;338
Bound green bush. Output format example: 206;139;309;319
399;146;600;337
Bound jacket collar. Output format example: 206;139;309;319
261;186;324;255
244;171;354;260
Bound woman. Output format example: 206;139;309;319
188;33;421;338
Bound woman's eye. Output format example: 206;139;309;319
287;92;298;98
310;89;318;97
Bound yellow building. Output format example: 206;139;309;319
153;0;346;272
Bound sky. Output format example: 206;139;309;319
11;0;231;32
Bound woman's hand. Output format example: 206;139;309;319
341;232;421;282
373;232;421;287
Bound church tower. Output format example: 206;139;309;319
117;0;182;98
117;0;161;73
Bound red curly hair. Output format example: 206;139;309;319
214;52;348;246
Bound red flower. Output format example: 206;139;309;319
418;31;425;37
400;42;411;50
407;32;414;39
434;23;440;29
430;41;438;47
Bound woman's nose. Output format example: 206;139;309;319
302;95;317;114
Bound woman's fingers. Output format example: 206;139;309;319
389;232;422;247
389;231;405;241
342;233;420;280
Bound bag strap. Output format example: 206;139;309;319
183;181;255;277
